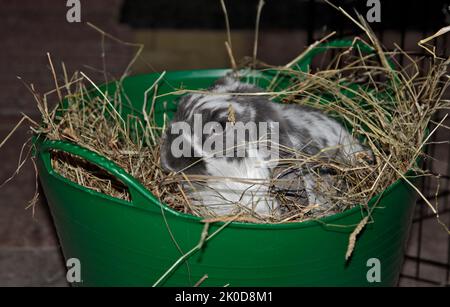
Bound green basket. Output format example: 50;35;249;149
34;40;417;286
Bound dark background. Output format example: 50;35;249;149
0;0;449;286
121;0;448;31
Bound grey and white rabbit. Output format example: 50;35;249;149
160;74;370;217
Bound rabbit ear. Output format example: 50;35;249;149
211;71;241;89
211;74;262;94
212;74;236;87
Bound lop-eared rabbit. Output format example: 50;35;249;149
160;74;370;217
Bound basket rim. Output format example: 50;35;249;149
33;68;419;231
34;38;417;230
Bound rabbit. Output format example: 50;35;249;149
160;73;371;218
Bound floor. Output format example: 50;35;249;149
0;0;449;287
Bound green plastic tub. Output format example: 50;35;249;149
34;40;418;286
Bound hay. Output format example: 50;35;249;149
3;8;446;229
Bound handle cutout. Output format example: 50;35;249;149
50;149;131;202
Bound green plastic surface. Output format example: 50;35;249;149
35;40;417;286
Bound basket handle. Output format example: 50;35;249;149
39;139;162;213
287;39;375;72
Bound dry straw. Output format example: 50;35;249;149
1;3;449;267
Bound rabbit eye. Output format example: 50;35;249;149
219;119;228;129
211;122;223;133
